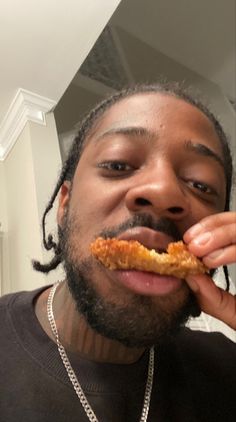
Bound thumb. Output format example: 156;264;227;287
185;274;236;330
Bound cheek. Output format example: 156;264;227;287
183;199;221;233
72;171;129;218
67;182;124;254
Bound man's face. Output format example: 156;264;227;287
58;93;226;347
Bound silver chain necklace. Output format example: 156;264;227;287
47;281;155;422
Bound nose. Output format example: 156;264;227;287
125;162;190;220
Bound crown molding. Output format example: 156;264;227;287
0;89;56;161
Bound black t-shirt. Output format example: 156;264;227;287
0;286;235;422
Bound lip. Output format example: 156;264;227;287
117;227;175;252
112;269;183;296
100;227;182;296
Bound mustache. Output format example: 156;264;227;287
98;214;182;242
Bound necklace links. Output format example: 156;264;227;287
47;282;154;422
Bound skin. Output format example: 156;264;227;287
184;212;236;328
35;93;236;364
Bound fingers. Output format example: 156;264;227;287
185;274;236;330
203;244;236;268
184;212;236;240
183;212;236;268
184;212;236;329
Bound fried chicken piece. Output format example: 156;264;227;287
90;237;208;279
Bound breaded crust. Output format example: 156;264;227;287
90;237;208;279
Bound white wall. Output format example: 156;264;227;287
3;123;43;292
1;113;63;294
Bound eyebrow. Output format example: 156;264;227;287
184;140;225;169
94;126;225;169
95;126;156;142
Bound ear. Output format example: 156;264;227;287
57;181;71;227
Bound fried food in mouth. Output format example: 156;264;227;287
90;237;208;279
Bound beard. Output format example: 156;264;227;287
60;213;201;349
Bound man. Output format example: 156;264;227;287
0;83;235;421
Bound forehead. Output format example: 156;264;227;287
86;92;223;156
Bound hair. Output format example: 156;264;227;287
33;82;233;290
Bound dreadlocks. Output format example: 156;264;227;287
32;82;233;291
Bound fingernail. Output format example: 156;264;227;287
207;248;224;260
193;232;212;245
187;224;202;238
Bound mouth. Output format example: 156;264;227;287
117;226;176;253
99;227;183;296
91;234;207;285
110;269;183;296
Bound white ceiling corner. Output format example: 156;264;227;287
0;0;122;160
0;89;56;161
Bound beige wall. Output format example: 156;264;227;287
1;113;63;294
0;161;9;295
0;162;7;232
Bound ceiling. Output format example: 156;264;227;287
112;0;236;104
0;0;235;129
56;0;235;149
0;0;120;125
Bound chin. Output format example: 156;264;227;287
65;257;200;348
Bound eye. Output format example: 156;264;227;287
97;160;134;174
188;180;215;195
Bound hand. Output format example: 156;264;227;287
183;212;236;330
